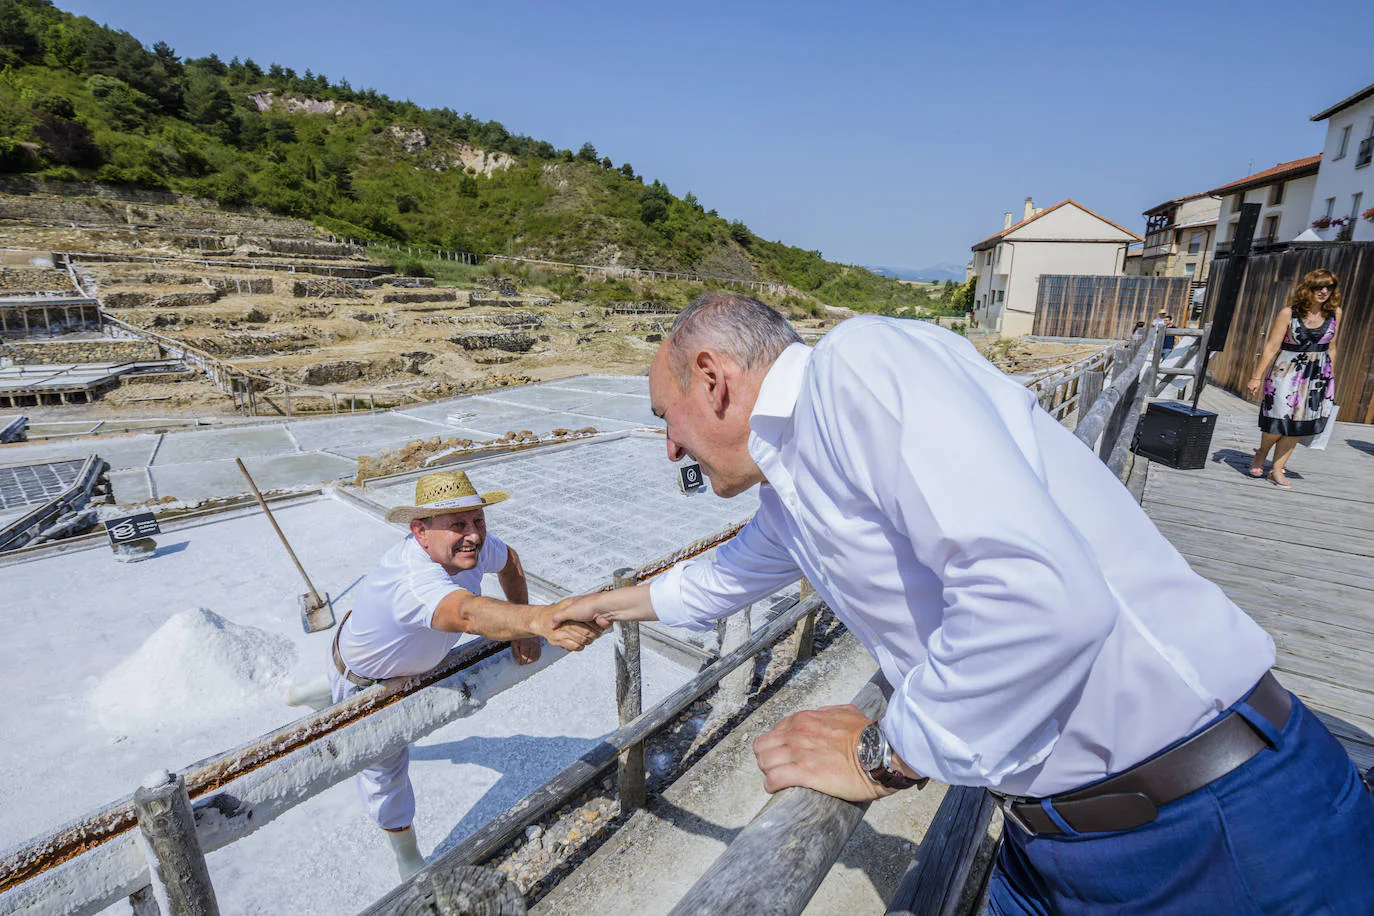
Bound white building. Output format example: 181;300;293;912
970;198;1140;338
1208;156;1320;256
1308;82;1374;243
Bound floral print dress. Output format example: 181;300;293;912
1259;314;1336;436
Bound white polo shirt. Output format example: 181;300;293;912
338;533;510;680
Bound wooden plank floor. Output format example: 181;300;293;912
1140;385;1374;771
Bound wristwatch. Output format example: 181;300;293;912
857;722;927;790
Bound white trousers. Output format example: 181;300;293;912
329;669;415;830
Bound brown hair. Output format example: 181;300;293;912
1287;269;1341;319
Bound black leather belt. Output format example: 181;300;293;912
332;610;379;688
999;672;1291;837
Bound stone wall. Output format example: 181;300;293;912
380;289;457;304
449;332;536;353
8;338;161;364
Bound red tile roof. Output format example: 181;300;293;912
1206;155;1321;196
971;199;1142;251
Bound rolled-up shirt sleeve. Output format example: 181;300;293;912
649;500;802;631
813;325;1118;787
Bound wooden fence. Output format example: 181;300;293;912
1202;241;1374;424
1033;276;1193;339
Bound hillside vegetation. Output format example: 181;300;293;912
0;0;969;314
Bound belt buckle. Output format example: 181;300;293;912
1000;795;1036;835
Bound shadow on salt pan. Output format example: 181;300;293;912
415;733;602;856
91;607;296;733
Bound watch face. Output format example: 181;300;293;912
857;724;884;771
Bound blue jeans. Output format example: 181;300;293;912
989;696;1374;914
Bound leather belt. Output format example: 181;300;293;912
332;610;379;688
999;672;1291;837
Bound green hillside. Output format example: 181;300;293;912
0;0;968;314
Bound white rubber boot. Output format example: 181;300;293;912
386;826;426;880
283;676;333;711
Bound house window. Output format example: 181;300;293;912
1184;263;1196;277
1188;232;1202;254
997;290;1005;303
1269;182;1284;206
1335;124;1352;160
1262;214;1280;244
1353;192;1365;221
1324;197;1337;218
1232;192;1246;212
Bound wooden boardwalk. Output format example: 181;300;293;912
1141;385;1374;770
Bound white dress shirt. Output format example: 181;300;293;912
339;533;509;680
649;317;1274;797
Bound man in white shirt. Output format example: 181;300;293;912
332;470;601;878
553;294;1374;913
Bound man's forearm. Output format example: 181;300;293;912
439;595;544;640
552;583;658;627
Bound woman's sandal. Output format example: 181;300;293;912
1248;450;1266;478
1269;469;1293;489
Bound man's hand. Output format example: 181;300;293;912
550;585;657;629
510;637;541;665
530;600;603;652
752;704;897;803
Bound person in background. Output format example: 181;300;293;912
1161;314;1177;356
1246;269;1341;488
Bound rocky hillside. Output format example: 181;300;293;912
0;0;963;313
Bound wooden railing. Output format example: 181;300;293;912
1023;345;1115;423
0;521;796;916
1072;326;1162;478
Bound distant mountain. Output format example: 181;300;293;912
865;263;966;283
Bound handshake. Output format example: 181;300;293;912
525;585;654;653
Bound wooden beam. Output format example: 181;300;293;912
613;568;646;813
667;673;888;916
884;786;997;916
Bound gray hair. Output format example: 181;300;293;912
665;293;801;387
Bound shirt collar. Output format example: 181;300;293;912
750;342;812;435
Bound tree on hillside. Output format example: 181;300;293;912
577;142;597;162
183;70;235;141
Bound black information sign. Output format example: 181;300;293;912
104;512;161;545
678;463;705;493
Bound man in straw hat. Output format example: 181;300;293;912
551;294;1374;914
330;469;601;878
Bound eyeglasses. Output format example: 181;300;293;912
1314;283;1336;291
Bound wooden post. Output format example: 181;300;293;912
366;866;525;915
1080;369;1104;421
133;773;220;916
716;603;753;710
612;567;646;812
793;578;817;662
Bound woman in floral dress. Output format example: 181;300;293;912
1246;269;1341;489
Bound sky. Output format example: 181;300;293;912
52;1;1374;270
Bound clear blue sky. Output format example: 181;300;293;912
55;0;1374;270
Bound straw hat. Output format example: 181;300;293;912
384;470;509;524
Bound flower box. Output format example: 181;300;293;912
1363;207;1374;222
1311;217;1332;229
